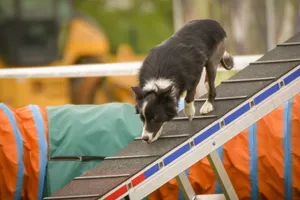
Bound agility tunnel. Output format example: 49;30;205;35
0;103;143;200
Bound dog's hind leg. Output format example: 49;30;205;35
200;60;216;114
200;38;227;114
184;88;196;121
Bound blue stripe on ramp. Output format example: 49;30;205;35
254;84;280;105
163;143;190;166
284;69;299;86
224;103;251;125
144;164;160;179
194;123;221;146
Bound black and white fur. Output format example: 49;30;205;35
131;19;234;144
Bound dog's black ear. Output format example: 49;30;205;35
131;86;143;99
135;105;140;114
157;85;173;98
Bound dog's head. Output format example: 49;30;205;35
131;85;178;144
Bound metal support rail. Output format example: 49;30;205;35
173;115;216;121
74;174;131;180
277;42;300;46
195;96;247;102
44;194;99;200
221;77;275;83
135;134;190;140
48;155;159;162
251;58;300;64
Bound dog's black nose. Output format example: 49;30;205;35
142;136;149;142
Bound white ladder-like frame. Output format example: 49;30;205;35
176;149;238;200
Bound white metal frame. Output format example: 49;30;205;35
176;149;238;200
99;65;299;200
207;150;238;200
176;171;196;200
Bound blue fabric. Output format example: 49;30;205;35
0;104;24;200
178;98;184;111
29;105;47;200
248;123;259;200
214;146;224;194
283;98;294;200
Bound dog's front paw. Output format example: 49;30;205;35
184;101;195;121
200;100;214;114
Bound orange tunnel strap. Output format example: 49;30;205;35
16;105;48;200
0;103;24;200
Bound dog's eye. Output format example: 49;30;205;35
151;116;158;123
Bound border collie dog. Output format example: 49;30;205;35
131;19;234;144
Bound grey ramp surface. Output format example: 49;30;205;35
82;157;159;173
258;32;300;61
284;32;300;43
201;80;273;99
230;61;299;80
49;157;159;199
48;32;300;199
113;137;188;157
176;99;245;118
52;176;128;198
257;45;300;61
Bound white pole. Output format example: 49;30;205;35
265;0;276;51
172;0;185;32
0;55;262;79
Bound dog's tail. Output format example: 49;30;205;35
220;51;234;70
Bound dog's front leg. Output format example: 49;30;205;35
184;89;196;121
200;61;216;114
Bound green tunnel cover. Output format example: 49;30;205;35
43;103;143;197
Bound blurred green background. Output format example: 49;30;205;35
75;0;174;54
74;0;300;55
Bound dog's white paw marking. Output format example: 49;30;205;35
200;100;214;114
184;101;195;121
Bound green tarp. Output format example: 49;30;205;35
43;103;142;196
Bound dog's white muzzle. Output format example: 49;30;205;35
141;125;164;144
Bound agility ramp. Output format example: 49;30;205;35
46;33;300;200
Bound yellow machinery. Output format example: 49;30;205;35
0;0;139;108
